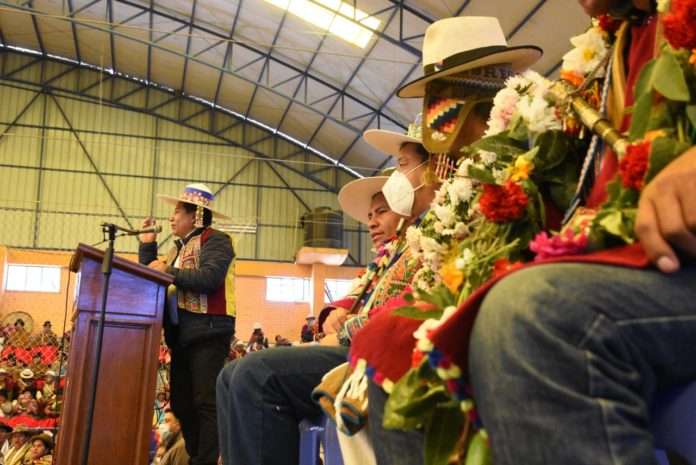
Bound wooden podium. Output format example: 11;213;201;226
55;243;173;465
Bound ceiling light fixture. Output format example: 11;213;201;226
263;0;380;48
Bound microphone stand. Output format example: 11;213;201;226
80;223;117;465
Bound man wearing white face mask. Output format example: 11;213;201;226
158;409;189;465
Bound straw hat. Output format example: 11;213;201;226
19;369;34;380
363;115;422;158
157;183;231;220
398;16;542;98
11;424;37;437
338;168;395;225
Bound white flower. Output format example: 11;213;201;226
492;168;508;183
406;227;423;255
478;150;497;165
516;95;562;134
486;87;520;136
433;204;456;227
456;158;474;177
447;178;474;205
561;26;609;79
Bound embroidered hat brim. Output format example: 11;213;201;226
397;45;542;98
157;193;232;221
338;176;390;225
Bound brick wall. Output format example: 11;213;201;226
0;247;361;344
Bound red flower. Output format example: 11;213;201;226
479;180;529;223
619;141;650;190
663;0;696;50
492;258;523;278
597;14;622;35
411;349;424;368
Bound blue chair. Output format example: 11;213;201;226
650;381;696;465
299;416;345;465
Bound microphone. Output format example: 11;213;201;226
100;222;163;235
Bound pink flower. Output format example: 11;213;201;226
530;228;589;261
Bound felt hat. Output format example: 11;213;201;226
44;370;57;378
306;314;316;320
11;424;37;437
363;114;423;158
0;368;9;376
0;422;12;433
29;432;54;450
157;183;231;221
398;16;542;98
338;168;395;225
19;369;34;380
252;323;262;330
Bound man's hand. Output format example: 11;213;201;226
148;260;169;273
323;307;348;335
140;217;158;244
636;145;696;273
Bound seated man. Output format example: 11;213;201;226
216;168;411;465
158;408;190;465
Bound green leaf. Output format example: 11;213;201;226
383;369;428;430
629;91;654;141
465;430;493;465
653;50;690;102
391;306;443;320
395;385;451;417
686;105;696;129
598;209;636;244
532;130;571;171
506;113;528;142
471;133;526;157
424;405;465;465
466;165;497;184
644;137;677;184
633;58;657;98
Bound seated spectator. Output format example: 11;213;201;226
246;324;268;352
0;390;12;417
274;335;292;347
158;408;190;465
12;390;38;418
25;433;53;465
32;322;58;347
229;341;247;360
36;370;56;405
17;370;38;397
0;369;18;401
154;391;168;425
300;315;316;343
42;386;62;419
3;425;33;465
0;421;11;457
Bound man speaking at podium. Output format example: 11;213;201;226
139;183;236;465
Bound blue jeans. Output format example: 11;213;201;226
469;263;696;465
216;346;347;465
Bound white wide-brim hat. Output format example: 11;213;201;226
363;115;423;158
157;183;231;221
338;170;394;225
398;16;542;98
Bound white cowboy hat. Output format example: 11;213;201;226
157;183;231;220
20;369;34;380
398;16;542;98
338;168;395;225
363;115;422;158
306;314;316;320
252;322;262;330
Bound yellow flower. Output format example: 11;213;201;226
690;49;696;67
644;129;666;142
510;157;535;182
440;261;464;294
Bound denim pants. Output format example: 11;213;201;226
469;263;696;465
216;346;347;465
170;334;230;465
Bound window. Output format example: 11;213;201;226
324;279;353;303
5;265;61;292
266;277;310;302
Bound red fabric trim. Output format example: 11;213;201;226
350;243;650;384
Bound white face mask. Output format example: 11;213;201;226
382;161;427;216
158;423;172;442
